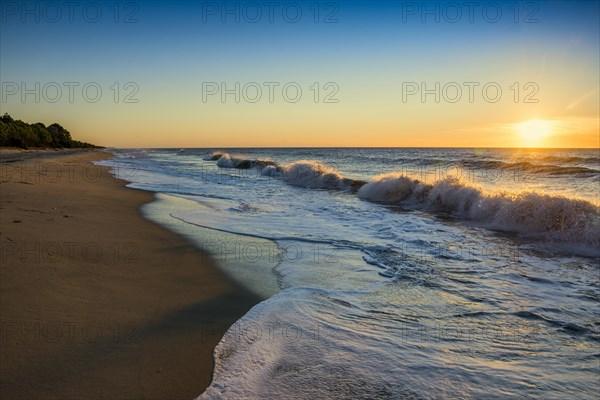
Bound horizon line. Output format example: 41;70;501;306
107;146;600;150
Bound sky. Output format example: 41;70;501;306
1;0;599;148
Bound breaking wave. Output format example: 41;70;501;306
281;160;362;190
205;152;277;170
358;173;600;251
203;153;600;254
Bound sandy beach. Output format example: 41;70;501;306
0;149;259;400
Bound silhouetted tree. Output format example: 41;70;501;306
0;114;100;149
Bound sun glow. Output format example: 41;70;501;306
515;119;554;147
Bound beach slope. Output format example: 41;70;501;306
0;150;257;399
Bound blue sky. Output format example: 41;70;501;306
1;1;598;147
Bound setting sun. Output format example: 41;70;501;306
515;119;555;147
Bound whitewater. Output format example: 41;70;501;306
98;148;599;399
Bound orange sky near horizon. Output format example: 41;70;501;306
2;1;599;149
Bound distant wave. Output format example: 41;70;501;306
207;151;599;178
458;159;599;176
203;152;600;254
539;155;600;164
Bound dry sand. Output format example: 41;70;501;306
0;149;259;399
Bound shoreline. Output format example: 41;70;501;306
0;149;260;399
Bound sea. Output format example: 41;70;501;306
97;148;599;399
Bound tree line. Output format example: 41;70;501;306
0;113;101;149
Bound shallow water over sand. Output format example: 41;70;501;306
99;148;599;399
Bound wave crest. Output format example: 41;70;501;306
359;173;600;250
281;160;349;189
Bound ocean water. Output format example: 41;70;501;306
98;148;599;399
